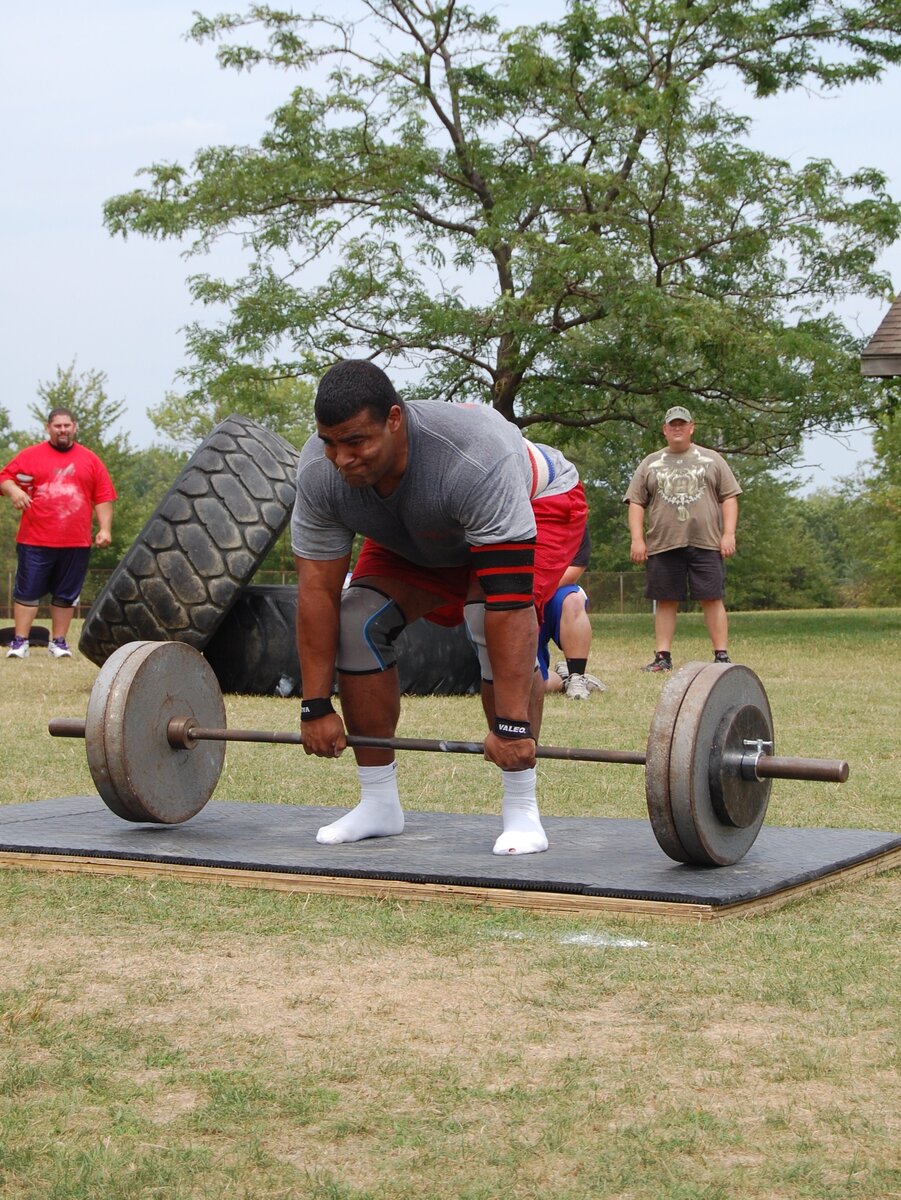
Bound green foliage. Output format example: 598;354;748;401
32;362;127;446
727;467;840;609
0;405;20;463
105;0;901;461
791;418;900;606
795;484;868;604
0;405;23;575
852;413;901;603
149;375;314;451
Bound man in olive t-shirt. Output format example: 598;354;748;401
624;406;741;672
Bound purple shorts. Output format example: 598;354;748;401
645;546;725;602
14;544;91;608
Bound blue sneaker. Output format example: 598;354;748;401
48;637;72;658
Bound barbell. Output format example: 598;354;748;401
48;640;850;867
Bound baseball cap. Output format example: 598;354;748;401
664;406;693;424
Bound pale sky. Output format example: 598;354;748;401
3;1;900;493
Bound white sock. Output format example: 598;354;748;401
493;768;548;856
316;762;404;845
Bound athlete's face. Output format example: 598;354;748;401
317;404;406;490
46;414;77;449
662;418;693;453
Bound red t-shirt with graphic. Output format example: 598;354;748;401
0;442;117;547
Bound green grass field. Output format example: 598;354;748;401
1;610;898;1199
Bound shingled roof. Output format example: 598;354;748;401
861;296;901;377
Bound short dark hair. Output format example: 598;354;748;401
47;407;76;423
314;360;402;426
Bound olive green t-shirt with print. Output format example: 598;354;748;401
623;444;741;554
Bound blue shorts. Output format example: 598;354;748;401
14;545;91;608
536;584;586;679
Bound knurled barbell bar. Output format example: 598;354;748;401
48;640;849;867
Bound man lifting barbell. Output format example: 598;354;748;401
291;359;589;856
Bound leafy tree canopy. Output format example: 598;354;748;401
855;411;901;601
149;375;315;451
105;0;901;459
0;405;19;463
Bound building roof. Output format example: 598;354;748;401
861;296;901;377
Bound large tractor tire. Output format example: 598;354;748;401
204;584;481;698
78;415;299;667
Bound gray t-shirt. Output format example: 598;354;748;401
291;400;578;566
623;443;742;554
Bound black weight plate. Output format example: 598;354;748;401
668;663;774;866
708;703;773;827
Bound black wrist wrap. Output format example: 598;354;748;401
301;697;335;722
493;716;533;740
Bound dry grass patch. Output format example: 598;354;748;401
1;874;898;1198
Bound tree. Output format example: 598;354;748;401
105;0;901;458
795;482;868;603
727;466;840;609
0;406;23;591
32;362;128;450
0;405;19;465
855;412;901;603
149;375;316;451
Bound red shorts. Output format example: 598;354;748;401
351;483;588;627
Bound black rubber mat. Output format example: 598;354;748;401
1;797;898;906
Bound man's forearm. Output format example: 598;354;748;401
484;606;538;720
295;556;347;698
1;479;26;506
94;501;113;534
628;502;645;541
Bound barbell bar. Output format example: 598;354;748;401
47;640;850;867
48;716;847;783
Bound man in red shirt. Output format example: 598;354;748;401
0;407;116;658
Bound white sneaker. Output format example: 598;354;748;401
563;672;592;700
48;638;73;658
583;673;606;692
6;636;29;659
555;661;606;693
